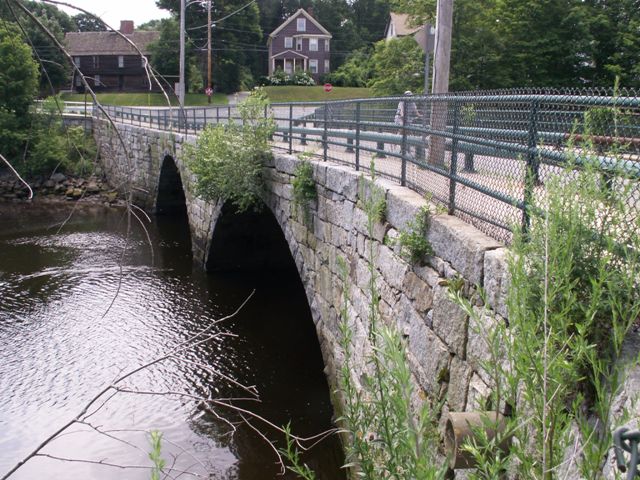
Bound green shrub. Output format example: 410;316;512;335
187;88;275;212
292;158;316;226
395;206;433;264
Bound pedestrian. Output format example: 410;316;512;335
395;91;422;126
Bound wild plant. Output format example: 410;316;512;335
336;162;446;479
448;143;640;479
186;88;275;212
292;158;317;227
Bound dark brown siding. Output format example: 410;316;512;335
73;55;158;92
270;13;331;81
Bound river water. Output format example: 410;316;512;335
0;202;343;479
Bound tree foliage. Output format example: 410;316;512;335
156;0;262;93
187;88;275;212
0;0;74;92
369;36;424;95
72;13;107;32
390;0;640;89
0;19;39;115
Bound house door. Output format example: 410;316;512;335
118;75;124;91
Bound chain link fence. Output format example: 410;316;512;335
95;87;640;244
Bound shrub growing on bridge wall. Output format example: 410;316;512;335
187;88;275;212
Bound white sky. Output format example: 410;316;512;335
56;0;171;29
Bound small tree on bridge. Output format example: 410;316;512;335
187;88;275;213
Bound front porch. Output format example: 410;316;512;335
269;50;309;75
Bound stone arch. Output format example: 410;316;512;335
156;155;188;215
205;201;299;274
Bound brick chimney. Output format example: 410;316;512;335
119;20;134;35
307;7;314;17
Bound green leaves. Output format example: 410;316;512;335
187;88;275;212
0;20;39;116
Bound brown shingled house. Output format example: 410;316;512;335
65;21;160;92
267;9;332;83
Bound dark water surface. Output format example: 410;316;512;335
0;202;343;479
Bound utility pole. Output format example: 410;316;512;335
428;0;453;167
431;0;453;95
179;0;186;109
207;0;212;104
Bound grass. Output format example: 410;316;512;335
263;86;372;102
59;92;228;106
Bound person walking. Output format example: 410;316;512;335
395;91;422;126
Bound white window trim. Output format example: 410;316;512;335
74;56;81;67
309;59;318;73
94;74;101;86
296;38;303;51
284;37;293;49
325;39;330;52
118;55;124;68
324;59;330;72
297;17;306;32
309;37;318;51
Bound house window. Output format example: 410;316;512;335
141;56;146;68
297;17;306;31
93;56;99;68
309;38;318;51
324;59;330;72
284;59;293;74
75;74;82;86
73;56;81;67
309;59;318;74
325;39;330;52
284;37;293;49
296;38;302;51
118;55;124;68
94;74;101;86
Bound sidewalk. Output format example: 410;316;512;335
227;91;250;105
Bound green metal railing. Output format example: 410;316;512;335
94;87;640;244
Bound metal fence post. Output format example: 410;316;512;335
448;102;461;215
323;103;328;162
288;104;293;154
401;98;408;186
523;100;540;233
355;102;361;171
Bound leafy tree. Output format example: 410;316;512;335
0;20;39;116
156;0;262;93
0;0;74;92
138;19;163;31
352;0;391;44
584;0;640;87
326;47;374;87
368;37;424;95
0;19;38;164
72;13;107;32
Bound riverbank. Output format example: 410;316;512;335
0;170;124;207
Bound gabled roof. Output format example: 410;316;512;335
271;50;309;59
385;12;421;38
65;31;160;56
269;8;332;38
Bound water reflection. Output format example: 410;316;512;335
0;202;343;479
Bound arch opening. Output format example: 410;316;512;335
206;202;297;273
155;155;192;261
156;155;187;216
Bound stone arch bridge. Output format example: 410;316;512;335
94;117;510;432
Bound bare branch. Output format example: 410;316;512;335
0;292;255;480
0;153;32;199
